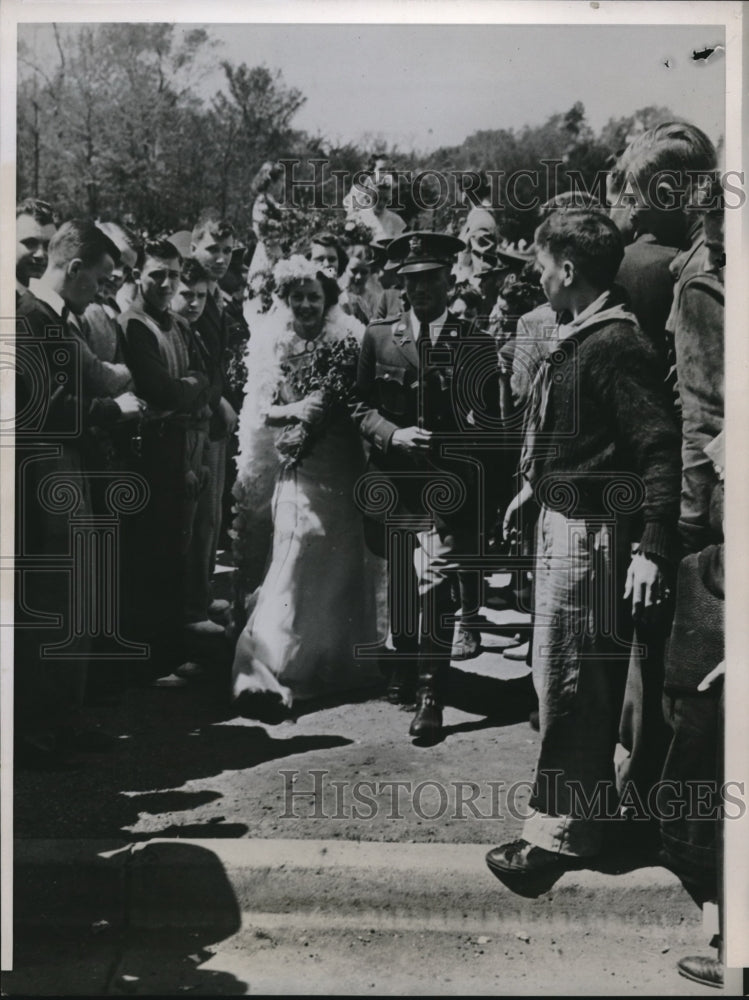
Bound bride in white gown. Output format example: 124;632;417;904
231;255;382;719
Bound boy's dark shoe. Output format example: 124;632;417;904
676;956;723;989
486;839;584;878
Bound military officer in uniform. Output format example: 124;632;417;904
353;232;500;742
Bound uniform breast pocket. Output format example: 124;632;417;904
375;362;409;416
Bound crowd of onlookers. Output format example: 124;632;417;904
14;121;725;986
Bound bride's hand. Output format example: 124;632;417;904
293;391;325;426
267;392;325;427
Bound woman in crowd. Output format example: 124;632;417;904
231;255;381;720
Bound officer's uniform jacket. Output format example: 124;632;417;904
353;309;500;534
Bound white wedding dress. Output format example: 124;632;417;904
231;303;383;710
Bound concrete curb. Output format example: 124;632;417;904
14;838;701;933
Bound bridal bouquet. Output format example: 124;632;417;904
275;334;361;466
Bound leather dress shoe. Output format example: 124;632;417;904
486;839;582;877
677;956;723;988
451;625;481;661
409;689;442;741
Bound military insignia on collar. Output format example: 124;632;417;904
409;236;423;255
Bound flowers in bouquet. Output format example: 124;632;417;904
257;215;284;244
225;338;249;400
341;218;376;247
248;267;276;313
276;334;361;467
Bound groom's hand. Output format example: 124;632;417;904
391;426;432;456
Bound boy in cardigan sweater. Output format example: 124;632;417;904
486;210;681;879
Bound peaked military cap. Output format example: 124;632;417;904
472;250;509;277
495;243;535;269
388;231;466;274
167;230;193;259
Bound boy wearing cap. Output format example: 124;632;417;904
486;210;680;878
354;231;500;742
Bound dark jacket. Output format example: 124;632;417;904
195;290;229;440
664;478;724;693
353;310;500;530
668;261;724;553
119;300;208;418
15;292;123;554
615;233;679;375
524;292;681;564
16;293;122;446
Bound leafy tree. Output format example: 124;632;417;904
17;23;214;227
598;105;677;158
15;24;688;250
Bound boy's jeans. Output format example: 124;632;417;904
523;506;633;857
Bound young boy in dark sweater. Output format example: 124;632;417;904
119;239;212;683
486;210;681;877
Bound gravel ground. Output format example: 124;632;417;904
4;923;716;996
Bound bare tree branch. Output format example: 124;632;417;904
52;23;66;77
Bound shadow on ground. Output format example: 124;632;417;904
9;842;248;996
14;670;353;839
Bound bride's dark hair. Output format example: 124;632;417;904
315;270;340;310
275;255;340;311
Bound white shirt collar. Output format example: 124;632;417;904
29;276;86;333
29;276;67;319
410;308;449;344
